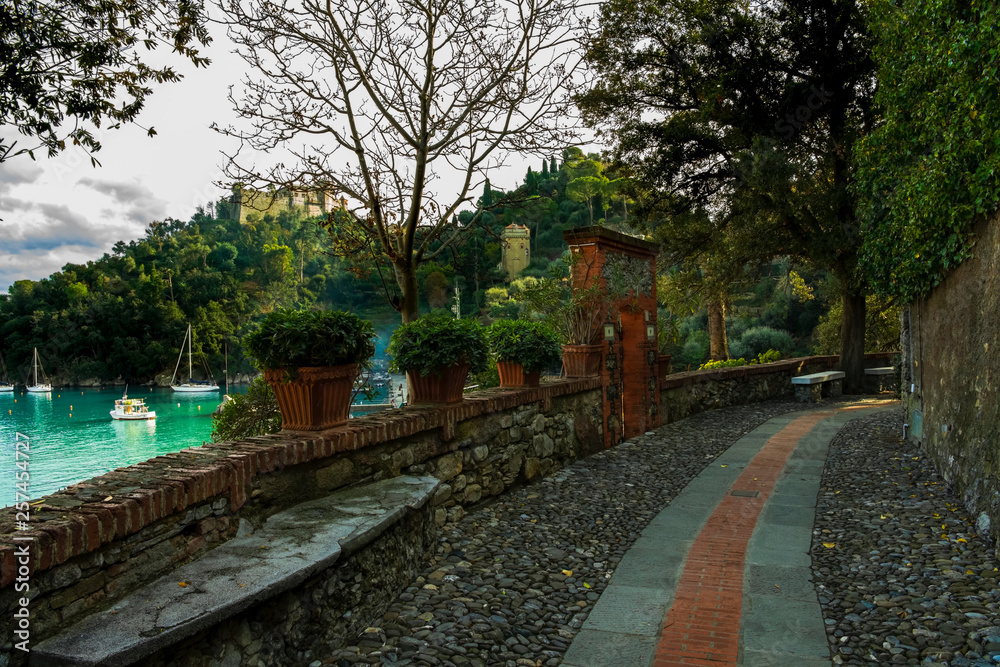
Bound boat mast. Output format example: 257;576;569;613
188;325;194;383
225;341;229;394
169;326;186;386
33;348;38;386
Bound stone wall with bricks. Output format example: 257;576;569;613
0;379;602;664
660;353;898;424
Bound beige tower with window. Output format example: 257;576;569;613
501;224;531;279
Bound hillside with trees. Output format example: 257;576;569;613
0;149;626;384
0;203;391;385
0;142;871;384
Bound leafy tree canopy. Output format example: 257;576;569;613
0;0;211;163
577;0;879;389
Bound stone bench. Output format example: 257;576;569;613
32;475;439;667
864;366;896;393
791;371;845;402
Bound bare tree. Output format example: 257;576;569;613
217;0;581;322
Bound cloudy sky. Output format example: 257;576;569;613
0;31;247;293
0;24;561;294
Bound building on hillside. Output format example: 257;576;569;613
500;224;531;279
229;186;344;224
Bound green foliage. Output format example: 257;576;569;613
512;254;612;345
244;309;376;371
855;0;1000;302
468;358;501;390
698;349;781;370
387;315;488;376
813;295;900;354
732;327;795;359
678;330;710;367
0;0;211;162
486;319;562;372
211;377;282;442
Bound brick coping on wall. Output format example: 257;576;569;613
660;352;898;389
0;378;601;589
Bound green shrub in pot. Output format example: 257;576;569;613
244;308;376;378
486;319;562;372
387;315;488;377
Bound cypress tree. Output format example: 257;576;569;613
541;160;549;176
482;179;493;207
549;156;558;173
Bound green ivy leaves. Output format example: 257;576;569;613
855;0;1000;302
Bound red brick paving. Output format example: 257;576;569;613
652;411;833;666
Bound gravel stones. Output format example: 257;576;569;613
320;400;805;666
813;407;1000;667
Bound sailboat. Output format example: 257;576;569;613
170;324;220;393
26;348;52;393
0;351;12;392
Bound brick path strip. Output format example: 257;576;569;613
562;402;896;667
653;412;831;666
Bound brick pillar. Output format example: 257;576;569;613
563;227;660;447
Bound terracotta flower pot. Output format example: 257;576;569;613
561;344;604;378
657;353;672;380
406;362;471;404
497;360;541;388
264;363;359;431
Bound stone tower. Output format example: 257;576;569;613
501;224;530;279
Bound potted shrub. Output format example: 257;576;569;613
388;315;488;404
558;283;607;377
486;319;562;387
244;309;376;430
513;265;607;378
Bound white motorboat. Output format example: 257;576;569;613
170;324;219;393
26;348;52;393
111;389;156;420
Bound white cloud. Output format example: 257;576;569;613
79;177;169;223
0;244;106;290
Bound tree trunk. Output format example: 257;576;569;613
840;289;866;393
707;299;729;361
396;262;421;323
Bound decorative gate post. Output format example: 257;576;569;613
563;227;660;448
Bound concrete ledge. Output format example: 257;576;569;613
31;476;439;667
791;371;845;385
864;367;894;376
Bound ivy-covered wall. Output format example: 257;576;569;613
856;0;1000;303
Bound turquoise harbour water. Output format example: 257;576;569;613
0;378;400;507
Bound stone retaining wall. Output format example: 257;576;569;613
141;503;439;667
0;379;602;665
659;353;898;424
903;213;1000;553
